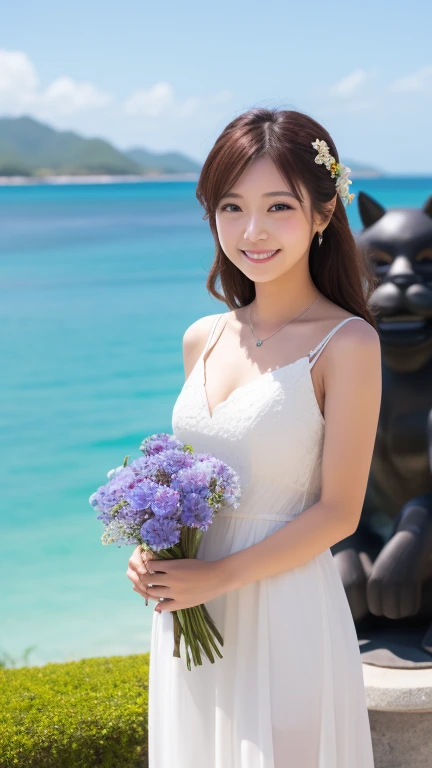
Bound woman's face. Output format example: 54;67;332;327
215;155;329;284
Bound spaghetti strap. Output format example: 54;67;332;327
201;313;225;357
309;316;366;370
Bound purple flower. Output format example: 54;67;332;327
95;509;113;525
90;486;123;514
141;517;181;550
181;493;214;531
116;504;150;527
156;448;195;474
152;486;181;517
123;479;159;511
140;433;184;456
108;466;136;490
171;467;211;497
128;455;157;475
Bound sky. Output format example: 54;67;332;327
1;0;431;174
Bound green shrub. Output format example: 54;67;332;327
0;653;149;768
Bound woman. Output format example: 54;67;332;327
127;107;381;767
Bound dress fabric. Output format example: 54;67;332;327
148;312;375;768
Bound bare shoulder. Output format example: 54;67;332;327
329;315;381;358
314;294;380;352
182;312;226;380
322;312;381;389
337;313;380;348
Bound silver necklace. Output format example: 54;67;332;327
248;296;320;347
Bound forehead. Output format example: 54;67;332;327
223;156;306;203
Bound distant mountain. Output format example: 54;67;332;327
342;159;384;177
125;147;201;174
0;116;142;176
0;116;202;177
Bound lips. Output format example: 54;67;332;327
241;249;280;263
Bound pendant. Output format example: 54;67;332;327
256;340;263;347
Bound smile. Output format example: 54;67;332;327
241;249;280;262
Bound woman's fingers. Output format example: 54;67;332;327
140;548;160;574
126;565;146;592
126;545;166;606
126;566;158;605
128;545;147;575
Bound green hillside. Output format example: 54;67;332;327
125;147;201;174
0;116;143;176
0;116;202;177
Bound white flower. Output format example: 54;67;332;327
311;139;355;206
107;465;124;479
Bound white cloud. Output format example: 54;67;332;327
330;68;368;97
0;48;112;117
42;77;112;114
123;82;173;116
0;49;39;94
122;82;199;119
390;66;432;93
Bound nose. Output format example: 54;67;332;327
386;255;420;288
243;217;268;242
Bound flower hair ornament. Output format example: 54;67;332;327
311;138;355;208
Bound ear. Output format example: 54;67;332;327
423;194;432;218
313;194;338;232
358;191;386;228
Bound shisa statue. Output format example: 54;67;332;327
331;190;432;668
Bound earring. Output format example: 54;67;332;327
318;231;323;246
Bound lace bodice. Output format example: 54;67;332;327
171;313;365;524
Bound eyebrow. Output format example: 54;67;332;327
220;191;297;201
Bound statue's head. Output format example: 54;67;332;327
357;192;432;367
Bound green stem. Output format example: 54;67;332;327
172;611;182;658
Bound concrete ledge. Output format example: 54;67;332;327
363;662;432;712
362;663;432;768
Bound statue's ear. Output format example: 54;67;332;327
422;194;432;218
358;191;386;229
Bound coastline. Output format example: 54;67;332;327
0;173;200;186
0;170;389;186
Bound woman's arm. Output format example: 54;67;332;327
218;321;382;591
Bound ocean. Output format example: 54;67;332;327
1;176;431;668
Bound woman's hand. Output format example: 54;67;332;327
144;557;227;613
127;546;227;612
126;546;162;606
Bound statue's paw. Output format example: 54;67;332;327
366;576;422;619
332;549;369;621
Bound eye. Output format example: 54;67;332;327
219;204;240;212
416;248;432;262
371;249;392;266
219;203;293;212
270;203;293;212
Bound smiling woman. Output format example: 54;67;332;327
126;106;381;768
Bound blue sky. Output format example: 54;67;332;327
1;0;431;173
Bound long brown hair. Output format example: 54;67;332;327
195;107;379;329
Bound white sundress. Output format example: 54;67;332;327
148;312;375;768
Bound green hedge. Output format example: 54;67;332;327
0;653;149;768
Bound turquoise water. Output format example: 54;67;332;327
1;176;431;668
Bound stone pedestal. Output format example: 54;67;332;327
362;663;432;768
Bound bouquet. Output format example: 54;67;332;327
89;432;241;670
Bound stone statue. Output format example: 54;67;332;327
330;190;432;668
